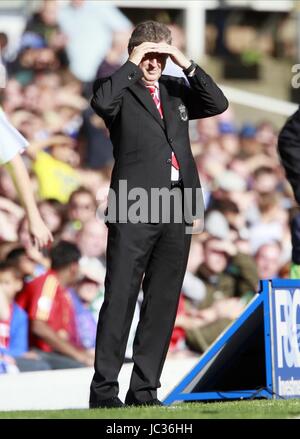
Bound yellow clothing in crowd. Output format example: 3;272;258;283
33;151;80;203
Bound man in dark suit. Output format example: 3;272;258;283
278;107;300;275
89;21;228;408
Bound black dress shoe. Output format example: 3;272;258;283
89;396;124;409
125;398;163;407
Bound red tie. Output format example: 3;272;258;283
147;85;163;118
147;85;180;171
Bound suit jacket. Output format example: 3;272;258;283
278;106;300;204
91;60;228;223
278;106;300;263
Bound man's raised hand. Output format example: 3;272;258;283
154;43;191;70
128;42;163;66
128;41;192;71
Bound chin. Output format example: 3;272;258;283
146;74;160;82
145;72;161;81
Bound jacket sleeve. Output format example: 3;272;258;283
91;60;143;125
277;107;300;204
181;65;229;120
228;252;259;298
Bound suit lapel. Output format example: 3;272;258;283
129;81;165;130
159;79;186;161
159;80;175;139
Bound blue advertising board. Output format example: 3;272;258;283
164;279;300;404
269;280;300;398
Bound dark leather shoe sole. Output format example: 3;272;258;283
89;397;124;409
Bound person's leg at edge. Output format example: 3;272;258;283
89;221;163;406
125;203;192;405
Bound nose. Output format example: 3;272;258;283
149;57;158;67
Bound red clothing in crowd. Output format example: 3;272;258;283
169;294;186;352
0;305;12;350
16;270;79;352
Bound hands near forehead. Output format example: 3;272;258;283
128;42;191;70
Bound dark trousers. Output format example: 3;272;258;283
291;210;300;264
90;192;192;403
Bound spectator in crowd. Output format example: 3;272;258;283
38;199;66;239
95;30;130;80
28;135;81;203
1;80;24;114
23;134;102;204
0;262;50;373
24;0;68;67
9;37;62;83
255;241;283;280
69;268;100;352
218;121;239;158
0;32;8;87
0;194;24;242
77;258;105;315
0;0;297;367
239;124;261;158
0;101;52;251
167;295;190;357
0;242;19;262
60;186;98;241
0;32;8;58
210;199;244;234
16;241;94;369
181;237;206;307
183;236;258;353
252;166;279;196
77;218;107;263
6;246;48;282
209;170;248;214
58;0;132;87
79;107;114;169
67;187;96;227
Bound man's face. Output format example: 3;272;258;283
69;193;95;223
138;43;168;85
254;173;277;195
204;240;228;274
77;279;99;304
77;220;107;258
0;271;22;301
255;244;281;279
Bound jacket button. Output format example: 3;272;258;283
166;158;172;164
168;138;173;143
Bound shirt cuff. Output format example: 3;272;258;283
188;68;196;77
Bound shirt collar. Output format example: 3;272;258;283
144;81;159;90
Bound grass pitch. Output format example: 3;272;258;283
0;399;300;419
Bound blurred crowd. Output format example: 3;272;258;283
0;0;295;373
